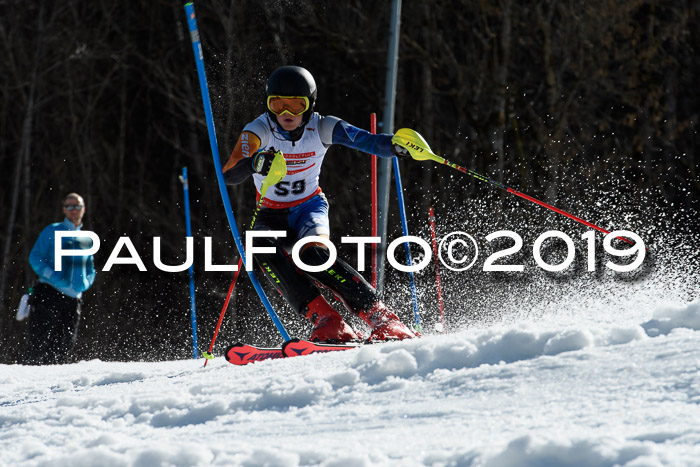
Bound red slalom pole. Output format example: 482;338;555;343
370;113;378;288
428;207;446;333
203;257;242;367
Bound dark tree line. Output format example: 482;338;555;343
1;0;698;363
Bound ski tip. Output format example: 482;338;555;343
224;342;284;366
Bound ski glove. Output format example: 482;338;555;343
250;149;277;176
393;144;410;157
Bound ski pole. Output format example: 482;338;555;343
392;128;636;246
184;3;290;342
202;152;286;367
428;207;446;333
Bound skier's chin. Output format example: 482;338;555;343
279;121;299;131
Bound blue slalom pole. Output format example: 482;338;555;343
184;3;290;342
180;167;199;358
392;158;422;331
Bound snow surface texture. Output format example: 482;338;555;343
1;298;699;466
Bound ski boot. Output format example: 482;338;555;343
359;302;419;341
305;295;359;343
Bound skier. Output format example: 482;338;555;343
223;65;418;343
26;193;96;364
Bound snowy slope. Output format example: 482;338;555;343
1;299;699;466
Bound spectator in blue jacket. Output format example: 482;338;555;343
26;193;96;364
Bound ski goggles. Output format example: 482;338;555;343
266;95;310;116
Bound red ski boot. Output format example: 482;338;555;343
359;302;419;341
305;295;359;343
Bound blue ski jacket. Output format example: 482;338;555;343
29;219;96;298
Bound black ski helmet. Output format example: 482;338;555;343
266;66;317;131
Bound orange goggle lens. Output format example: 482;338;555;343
267;96;309;116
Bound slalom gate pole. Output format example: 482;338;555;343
180;167;199;358
392;129;636;246
428;207;446;333
202;158;285;367
392;158;422;331
184;3;290;342
370;113;378;289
